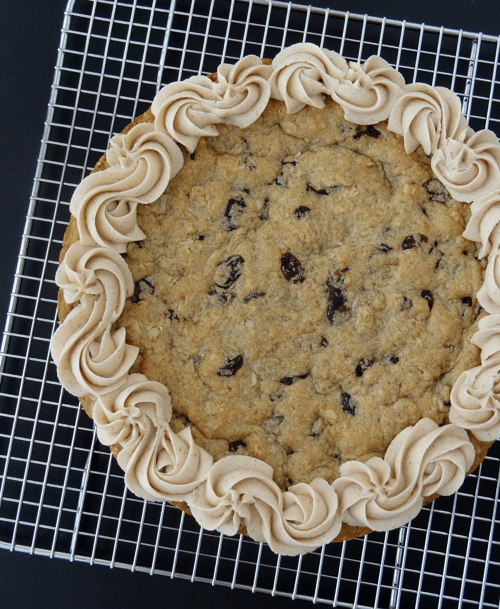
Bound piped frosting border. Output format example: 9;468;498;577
51;43;500;556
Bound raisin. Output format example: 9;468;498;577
194;234;205;241
165;309;179;322
281;252;306;283
421;290;434;310
286;448;295;456
341;392;356;415
326;275;350;324
462;296;473;306
214;255;245;289
280;372;309;385
354;124;381;139
402;234;428;250
130;278;154;303
355;358;374;377
243;291;266;303
294;205;311;219
223;197;246;231
378;243;393;252
217;355;244;377
389;355;399;364
228;440;246;453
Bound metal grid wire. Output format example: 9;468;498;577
1;0;500;606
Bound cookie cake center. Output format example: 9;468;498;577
118;98;484;490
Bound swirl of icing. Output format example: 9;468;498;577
431;128;500;202
477;235;500;314
152;75;223;152
52;298;138;397
450;356;500;441
55;241;133;309
387;83;467;155
464;190;500;258
269;43;348;113
93;374;212;501
471;314;500;361
330;56;405;125
51;241;138;396
333;419;474;530
189;455;341;556
213;56;272;127
70;122;183;252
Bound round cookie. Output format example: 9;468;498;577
52;44;499;554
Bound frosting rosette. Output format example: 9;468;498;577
431;128;500;202
330;55;405;124
213;55;272;127
52;309;138;397
471;314;500;361
269;43;348;113
70;122;183;252
388;83;467;154
94;374;212;501
189;456;341;556
333;419;474;530
55;241;133;309
152;75;223;152
464;190;500;258
477;233;500;314
51;241;137;396
450;355;500;441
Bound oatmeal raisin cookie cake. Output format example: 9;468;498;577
52;44;500;555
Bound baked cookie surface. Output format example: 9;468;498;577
118;98;484;490
52;44;500;555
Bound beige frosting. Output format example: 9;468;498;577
430;129;500;203
94;374;213;501
268;45;404;124
152;56;272;152
450;355;500;442
464;191;500;258
329;55;405;124
52;243;138;397
51;43;500;556
189;456;342;555
388;83;467;154
269;43;347;113
333;419;474;530
70;123;183;253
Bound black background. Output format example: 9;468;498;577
1;1;499;608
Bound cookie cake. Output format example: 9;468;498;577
51;43;500;555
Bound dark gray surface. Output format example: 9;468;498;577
0;1;499;608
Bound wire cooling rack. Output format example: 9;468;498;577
1;1;500;607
